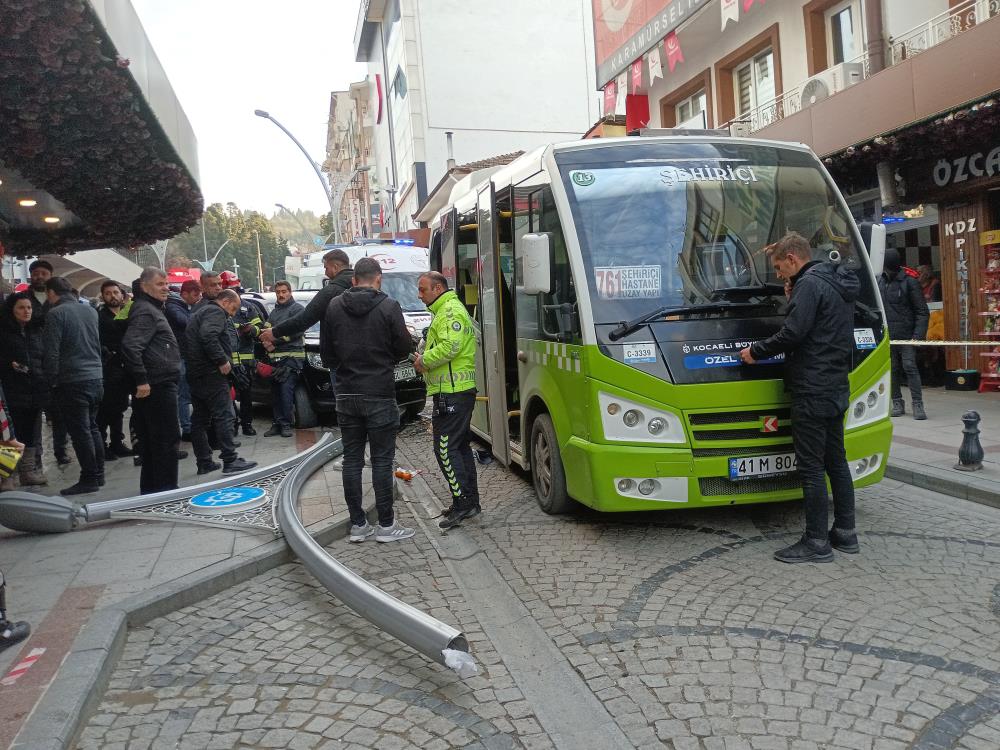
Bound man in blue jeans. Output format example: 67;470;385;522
740;232;860;564
321;257;415;542
261;280;305;437
42;276;105;496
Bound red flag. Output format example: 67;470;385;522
743;0;763;11
665;31;684;73
631;59;642;93
604;81;617;115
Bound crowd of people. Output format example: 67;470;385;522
0;251;483;545
0;261;319;497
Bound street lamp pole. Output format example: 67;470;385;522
254;109;336;243
197;238;232;272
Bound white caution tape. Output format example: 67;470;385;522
890;340;1000;346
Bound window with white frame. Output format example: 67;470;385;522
675;90;707;128
734;49;775;118
825;0;862;66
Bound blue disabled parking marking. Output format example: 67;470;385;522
189;486;266;509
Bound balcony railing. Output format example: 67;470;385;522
727;0;997;135
730;52;870;135
889;0;999;65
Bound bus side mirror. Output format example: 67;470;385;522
859;222;886;276
522;233;553;295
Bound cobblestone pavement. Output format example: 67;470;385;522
79;415;1000;749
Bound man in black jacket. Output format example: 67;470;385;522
879;249;930;420
185;289;257;476
165;280;202;440
322;257;414;543
740;232;860;564
121;268;183;494
260;249;353;393
43;276;105;496
96;280;132;459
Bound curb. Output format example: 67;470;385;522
11;504;363;750
885;457;1000;510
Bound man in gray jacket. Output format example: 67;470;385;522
43;276;105;495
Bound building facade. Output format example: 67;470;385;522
352;0;601;233
324;82;375;241
595;0;1000;385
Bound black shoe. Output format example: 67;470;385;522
133;456;143;467
263;424;282;437
912;401;927;420
774;537;834;564
110;443;133;458
56;454;72;466
829;528;860;554
223;458;257;475
0;620;30;652
61;482;99;496
280;426;293;438
438;506;480;530
180;432;193;443
197;461;221;475
176;449;189;460
242;425;257;436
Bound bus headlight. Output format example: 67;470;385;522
846;373;891;430
598;392;686;444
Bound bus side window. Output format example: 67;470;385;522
538;187;580;344
513;188;540;340
456;209;479;319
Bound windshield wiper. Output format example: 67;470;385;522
608;301;774;341
710;283;785;302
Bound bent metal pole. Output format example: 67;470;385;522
274;436;471;669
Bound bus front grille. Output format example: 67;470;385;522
692;426;793;441
687;408;792;442
692;444;794;457
699;474;802;496
689;408;791;425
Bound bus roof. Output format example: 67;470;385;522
436;134;816;226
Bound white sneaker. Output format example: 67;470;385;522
348;522;375;542
375;522;415;543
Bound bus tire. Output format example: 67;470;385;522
294;384;318;429
530;413;571;515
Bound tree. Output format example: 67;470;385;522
164;202;290;290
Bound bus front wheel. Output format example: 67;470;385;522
530;414;571;515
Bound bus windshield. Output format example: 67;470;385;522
557;142;879;325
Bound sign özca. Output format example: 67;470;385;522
933;146;1000;187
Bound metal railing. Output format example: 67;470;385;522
889;0;999;66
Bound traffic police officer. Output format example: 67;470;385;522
220;271;266;436
414;271;480;529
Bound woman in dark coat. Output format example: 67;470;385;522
0;292;49;485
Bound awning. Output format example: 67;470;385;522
0;0;203;257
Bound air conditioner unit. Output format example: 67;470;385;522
799;62;865;108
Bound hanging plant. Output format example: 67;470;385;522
0;0;203;256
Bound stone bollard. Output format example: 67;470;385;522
954;411;984;472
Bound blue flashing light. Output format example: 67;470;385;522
393;238;416;245
881;216;906;224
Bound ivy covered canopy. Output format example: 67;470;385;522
0;0;203;256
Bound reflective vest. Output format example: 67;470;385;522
422;290;476;395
